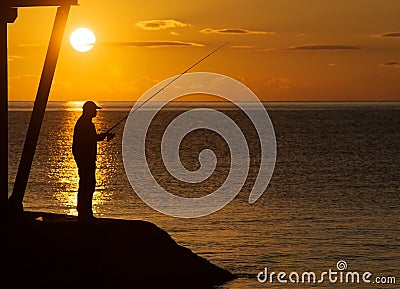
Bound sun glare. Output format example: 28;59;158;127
65;101;85;111
70;28;96;52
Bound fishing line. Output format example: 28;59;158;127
105;41;229;134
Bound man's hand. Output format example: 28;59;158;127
98;133;107;141
106;132;115;141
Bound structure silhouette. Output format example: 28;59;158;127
0;0;78;216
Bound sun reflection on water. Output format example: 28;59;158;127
64;101;85;111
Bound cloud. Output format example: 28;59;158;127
262;48;278;52
287;45;360;50
380;61;400;68
13;43;42;48
105;41;204;48
264;78;290;90
136;20;191;31
230;45;255;49
8;43;42;50
200;28;274;35
9;74;39;80
371;32;400;38
8;55;23;61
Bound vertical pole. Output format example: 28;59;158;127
8;5;70;214
0;8;17;214
0;20;8;212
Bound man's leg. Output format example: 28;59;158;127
77;166;90;217
77;162;96;219
86;162;96;217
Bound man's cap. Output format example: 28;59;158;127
83;101;102;110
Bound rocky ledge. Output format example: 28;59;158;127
1;211;235;288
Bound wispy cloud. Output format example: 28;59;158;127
104;41;204;48
370;32;400;38
262;48;278;52
200;28;274;35
230;45;256;49
264;78;290;90
13;43;42;48
380;61;400;68
9;74;39;80
136;20;191;31
287;45;360;50
8;55;23;62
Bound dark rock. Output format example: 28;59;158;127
1;211;235;288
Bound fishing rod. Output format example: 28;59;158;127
104;41;229;134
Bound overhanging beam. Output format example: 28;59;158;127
1;0;78;8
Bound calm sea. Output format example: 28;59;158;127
8;102;400;288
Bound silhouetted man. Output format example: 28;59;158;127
72;101;114;220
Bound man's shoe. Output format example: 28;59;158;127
78;214;96;222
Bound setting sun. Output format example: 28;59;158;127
70;28;96;52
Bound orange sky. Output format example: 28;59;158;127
6;0;400;101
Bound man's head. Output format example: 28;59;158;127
82;101;101;118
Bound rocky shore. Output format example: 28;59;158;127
1;211;235;288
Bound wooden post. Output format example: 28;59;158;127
0;8;17;214
0;17;8;212
8;5;71;214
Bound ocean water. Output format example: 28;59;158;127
7;102;400;288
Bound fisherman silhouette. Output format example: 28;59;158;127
72;101;115;220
